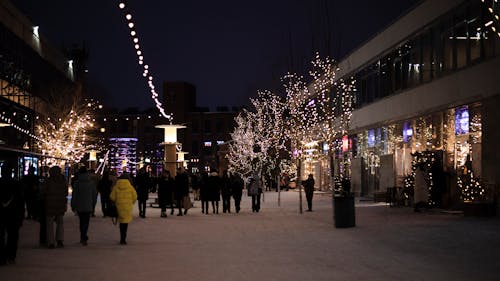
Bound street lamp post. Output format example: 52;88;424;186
155;124;186;177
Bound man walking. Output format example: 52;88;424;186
303;174;315;212
71;167;97;246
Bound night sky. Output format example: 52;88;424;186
12;0;419;112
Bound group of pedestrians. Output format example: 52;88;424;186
198;170;245;214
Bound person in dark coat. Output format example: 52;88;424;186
191;173;201;201
134;168;150;218
230;174;244;213
22;167;38;220
229;174;245;213
71;166;97;246
37;166;49;247
221;171;232;213
157;170;174;218
42;166;68;248
303;174;315;212
199;172;210;214
97;170;113;217
0;162;25;265
174;167;190;216
208;171;221;214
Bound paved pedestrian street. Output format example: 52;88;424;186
1;191;499;281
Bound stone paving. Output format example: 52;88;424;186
1;190;499;281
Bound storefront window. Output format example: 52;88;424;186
422;30;434;83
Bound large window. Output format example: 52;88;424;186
352;0;498;109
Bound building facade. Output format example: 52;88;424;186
0;0;76;177
318;0;500;210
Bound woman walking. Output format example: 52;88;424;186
97;170;113;217
110;173;137;245
157;170;174;218
43;166;68;248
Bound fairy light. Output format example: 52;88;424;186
228;53;356;182
116;1;173;122
481;0;500;38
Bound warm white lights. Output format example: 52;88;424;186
117;3;173;122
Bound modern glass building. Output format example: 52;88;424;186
306;0;500;210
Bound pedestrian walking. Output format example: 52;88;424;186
110;173;137;245
88;169;99;217
22;167;38;220
37;166;49;247
42;166;68;248
97;170;113;217
247;171;262;213
208;171;221;214
174;167;190;216
230;174;244;213
303;174;315;212
157;170;174;218
200;172;210;214
221;171;232;213
0;162;25;265
191;173;200;201
71;166;97;246
134;167;150;218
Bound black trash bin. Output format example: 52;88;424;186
333;195;355;228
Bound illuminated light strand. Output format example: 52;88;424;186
228;53;357;181
481;0;500;38
117;1;173;122
0;112;44;143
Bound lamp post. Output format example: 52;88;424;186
87;149;98;170
155;124;186;177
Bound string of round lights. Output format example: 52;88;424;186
117;1;173;123
481;0;500;38
0;112;44;143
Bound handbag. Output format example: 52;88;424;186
108;202;118;225
183;196;192;210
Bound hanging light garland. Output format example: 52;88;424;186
117;1;173;123
0;112;44;142
481;0;500;38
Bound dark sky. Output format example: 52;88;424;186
12;0;419;112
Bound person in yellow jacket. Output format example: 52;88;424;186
110;174;137;245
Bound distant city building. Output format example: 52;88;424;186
163;81;241;173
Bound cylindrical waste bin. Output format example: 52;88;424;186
333;195;355;228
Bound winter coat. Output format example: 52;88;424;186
230;175;244;200
303;177;315;196
199;173;210;201
43;174;68;216
110;178;137;223
71;173;97;213
220;176;232;198
0;177;25;228
247;179;258;196
135;173;151;201
207;173;221;201
157;175;174;207
97;176;112;199
174;172;189;200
